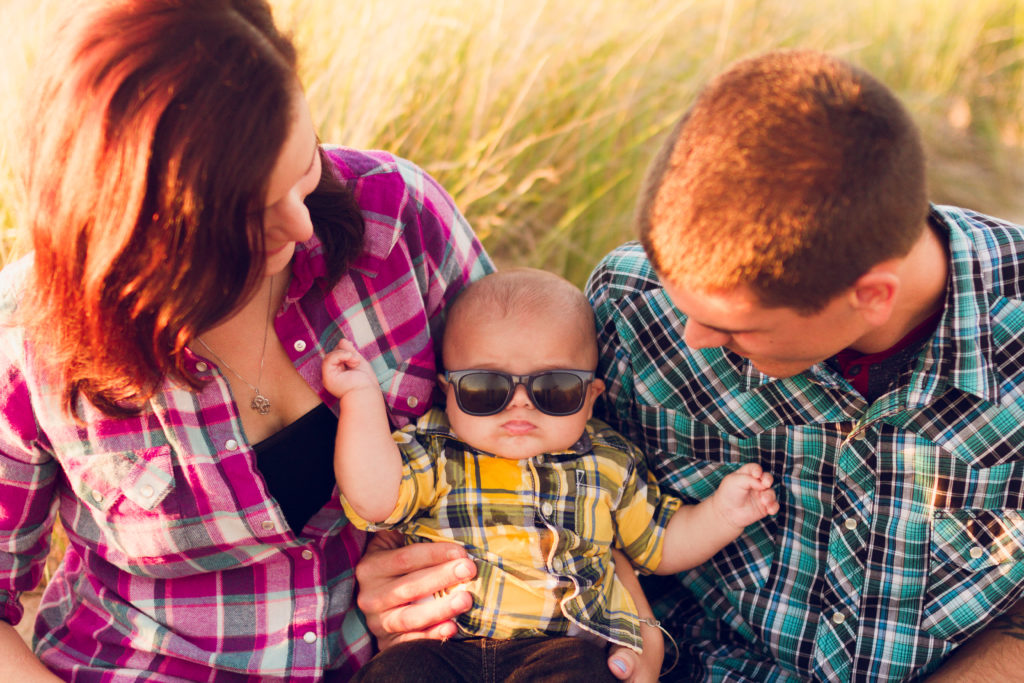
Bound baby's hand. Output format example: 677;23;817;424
321;339;379;399
712;462;780;530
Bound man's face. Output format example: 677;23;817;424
661;277;871;378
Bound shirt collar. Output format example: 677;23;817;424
928;205;1000;402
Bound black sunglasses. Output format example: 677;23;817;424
444;369;596;417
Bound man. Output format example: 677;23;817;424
583;49;1024;681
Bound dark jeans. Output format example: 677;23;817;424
351;636;618;683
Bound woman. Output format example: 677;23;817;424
0;0;491;679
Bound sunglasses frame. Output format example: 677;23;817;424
443;369;596;417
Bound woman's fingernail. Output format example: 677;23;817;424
611;658;627;673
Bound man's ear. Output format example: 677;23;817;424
848;266;900;327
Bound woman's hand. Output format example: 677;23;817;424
607;620;664;682
355;531;476;650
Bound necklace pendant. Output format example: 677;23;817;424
250;392;272;415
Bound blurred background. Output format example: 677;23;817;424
2;0;1024;287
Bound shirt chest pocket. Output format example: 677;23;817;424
923;508;1024;643
62;446;182;565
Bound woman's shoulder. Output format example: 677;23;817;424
321;146;453;209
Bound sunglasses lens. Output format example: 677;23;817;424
456;373;513;415
530;373;585;415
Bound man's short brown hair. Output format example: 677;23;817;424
638;50;928;311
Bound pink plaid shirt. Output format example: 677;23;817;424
0;147;492;681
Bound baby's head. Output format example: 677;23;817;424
440;268;605;460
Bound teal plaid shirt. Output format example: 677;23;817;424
585;205;1024;682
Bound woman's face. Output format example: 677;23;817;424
259;89;322;277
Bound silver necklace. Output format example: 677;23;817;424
197;276;274;415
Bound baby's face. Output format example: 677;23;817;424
441;311;603;461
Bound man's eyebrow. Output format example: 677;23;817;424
692;319;755;335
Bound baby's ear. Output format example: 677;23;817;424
437;373;450;390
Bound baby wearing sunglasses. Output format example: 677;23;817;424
323;268;779;682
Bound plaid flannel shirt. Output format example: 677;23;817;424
585;205;1024;682
342;409;682;651
0;147;492;681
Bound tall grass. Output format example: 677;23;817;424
2;0;1024;285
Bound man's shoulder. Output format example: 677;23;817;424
935;205;1024;296
585;241;663;302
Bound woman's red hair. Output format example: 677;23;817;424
20;0;363;417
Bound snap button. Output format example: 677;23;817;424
541;502;553;517
303;631;317;644
844;518;857;530
406;396;419;408
196;361;209;372
832;612;845;625
301;549;314;560
293;340;307;352
140;485;155;498
970;546;984;560
226;439;239;451
91;490;104;504
261;520;275;531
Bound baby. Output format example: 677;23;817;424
323;268;778;682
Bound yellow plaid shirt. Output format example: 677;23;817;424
343;409;682;650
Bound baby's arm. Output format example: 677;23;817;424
656;462;779;575
321;339;403;522
607;549;664;683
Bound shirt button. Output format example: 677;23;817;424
844;518;857;530
91;490;104;504
226;439;239;451
196;361;209;372
303;631;317;644
970;546;985;560
535;455;545;465
293;340;307;353
301;549;314;560
832;612;846;625
541;502;553;517
406;396;419;408
140;485;155;498
261;520;275;531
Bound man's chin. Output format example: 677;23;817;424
748;359;808;379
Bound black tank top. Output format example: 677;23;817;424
252;403;338;535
